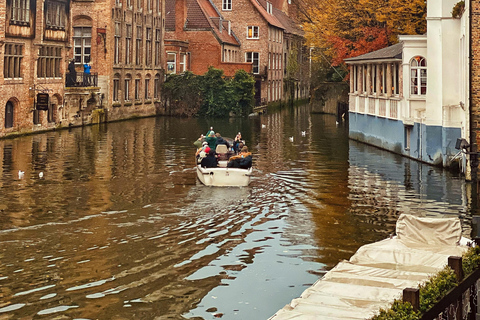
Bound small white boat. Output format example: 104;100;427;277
196;161;252;187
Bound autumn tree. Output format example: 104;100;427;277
298;0;426;66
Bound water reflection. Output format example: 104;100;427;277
0;105;473;320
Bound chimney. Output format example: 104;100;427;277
175;0;188;32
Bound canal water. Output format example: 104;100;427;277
0;104;472;320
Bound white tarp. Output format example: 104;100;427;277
269;214;469;320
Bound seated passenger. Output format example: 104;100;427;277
233;132;244;153
200;149;218;168
215;133;231;149
227;146;252;169
205;131;217;150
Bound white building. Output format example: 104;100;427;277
345;0;470;175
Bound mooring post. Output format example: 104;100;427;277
448;256;463;319
403;288;419;312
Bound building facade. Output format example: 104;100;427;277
0;0;71;137
70;0;165;122
346;0;469;172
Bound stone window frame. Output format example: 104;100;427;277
135;75;142;101
73;26;92;65
167;52;176;74
145;76;151;100
154;28;161;66
247;26;259;39
179;53;187;72
113;74;121;102
114;22;121;64
4;43;23;79
11;0;30;26
124;74;132;102
146;27;152;66
222;0;232;11
46;1;66;30
410;56;427;96
37;45;62;78
126;24;133;65
135;25;143;66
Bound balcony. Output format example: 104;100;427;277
66;72;98;88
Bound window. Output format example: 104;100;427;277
145;78;150;99
247;26;259;39
37;46;62;78
124;76;131;101
352;65;358;92
167;53;176;74
147;0;152;11
391;63;399;95
4;43;23;79
380;64;387;94
46;1;66;30
73;27;91;65
156;0;161;12
5;102;14;128
155;29;161;66
114;22;121;64
126;0;131;7
137;0;142;10
180;53;187;72
370;64;377;94
135;78;141;100
126;24;132;64
410;56;426;95
154;74;161;99
246;52;259;74
11;0;30;25
266;1;272;14
136;25;143;65
222;0;231;10
115;0;121;6
113;76;120;102
146;28;152;66
362;65;367;94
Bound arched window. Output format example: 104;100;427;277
410;56;427;95
5;101;14;128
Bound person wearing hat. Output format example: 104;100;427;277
227;146;252;169
195;141;211;158
200;149;218;168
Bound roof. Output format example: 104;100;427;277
165;0;240;46
251;0;284;29
344;43;403;63
273;7;303;37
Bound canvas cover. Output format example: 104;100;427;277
269;214;469;320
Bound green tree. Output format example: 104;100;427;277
198;67;230;117
230;69;255;116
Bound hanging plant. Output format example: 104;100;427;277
452;1;465;18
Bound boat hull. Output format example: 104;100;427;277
196;165;252;187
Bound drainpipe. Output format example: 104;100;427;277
469;0;478;182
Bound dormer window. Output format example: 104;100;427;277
266;1;272;14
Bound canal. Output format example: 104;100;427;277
0;104;473;319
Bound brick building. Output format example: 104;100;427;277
166;0;309;106
70;0;165;122
471;0;480;179
0;0;71;137
164;0;252;76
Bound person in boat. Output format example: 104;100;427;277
227;146;252;169
215;133;231;149
193;134;205;149
200;149;218;168
196;141;210;157
233;132;244;153
205;131;217;150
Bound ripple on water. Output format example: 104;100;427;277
0;303;26;313
37;305;78;315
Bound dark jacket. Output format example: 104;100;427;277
227;155;252;169
216;137;231;149
200;154;218;168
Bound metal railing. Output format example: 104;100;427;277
65;72;98;87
